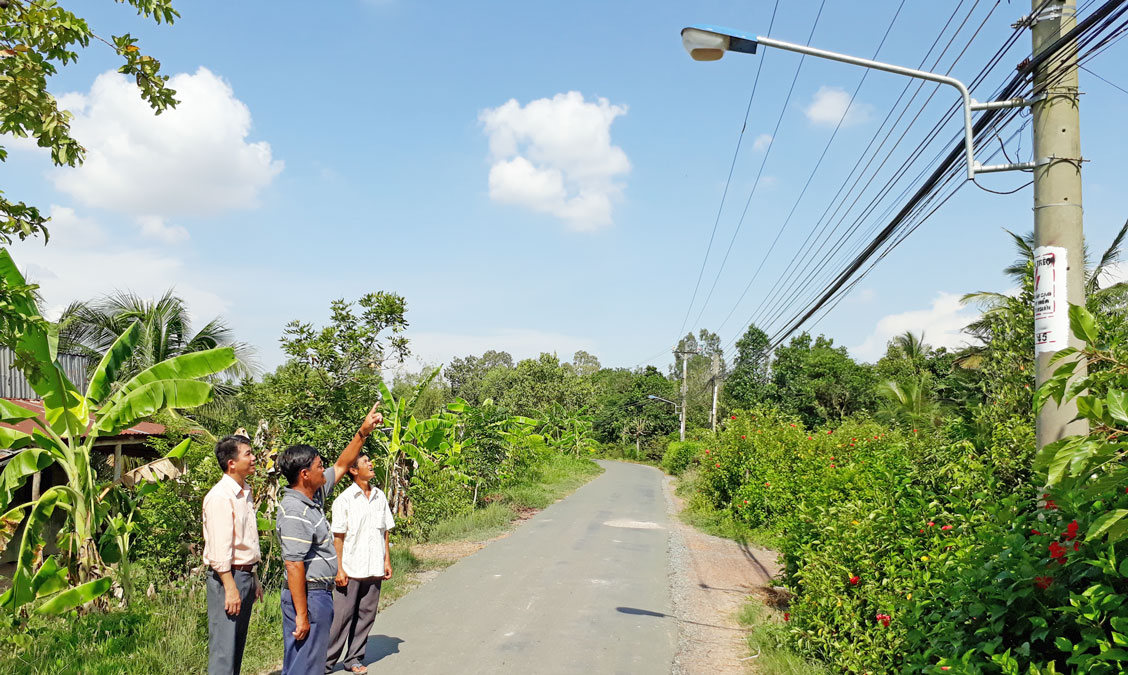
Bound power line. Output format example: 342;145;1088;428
683;0;830;335
675;0;783;340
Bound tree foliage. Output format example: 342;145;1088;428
0;0;179;242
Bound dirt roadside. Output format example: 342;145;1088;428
663;474;783;675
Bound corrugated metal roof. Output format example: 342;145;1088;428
0;348;92;399
0;398;166;438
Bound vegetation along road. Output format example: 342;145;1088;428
355;460;676;674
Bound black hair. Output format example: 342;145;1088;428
278;444;321;485
215;435;251;473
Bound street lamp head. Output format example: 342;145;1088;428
647;395;659;400
681;25;758;61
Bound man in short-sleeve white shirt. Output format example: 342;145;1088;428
325;453;395;674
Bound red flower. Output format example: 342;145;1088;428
913;429;918;433
731;415;737;420
1049;540;1067;562
941;668;951;671
743;500;748;505
790;424;796;427
1045;499;1059;510
873;435;879;440
1063;519;1079;540
808;436;813;440
830;464;836;468
874;612;891;627
704;449;710;454
850;443;855;447
764;482;771;487
830;456;835;460
1031;529;1042;535
827;430;833;434
941;525;953;531
783;612;790;621
741;435;746;440
715;463;721;468
852;438;856;442
920;529;925;533
849;575;860;585
1034;576;1053;590
1073;541;1080;551
927;521;935;527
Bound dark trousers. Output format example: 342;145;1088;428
325;578;383;672
206;570;257;675
282;588;334;675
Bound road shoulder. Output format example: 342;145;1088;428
663;473;782;674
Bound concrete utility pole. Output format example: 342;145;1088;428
673;349;697;442
1031;0;1088;448
710;353;720;432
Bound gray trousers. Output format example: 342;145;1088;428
207;570;257;675
325;577;383;671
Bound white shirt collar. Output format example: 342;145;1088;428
220;473;250;497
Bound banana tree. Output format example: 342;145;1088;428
373;367;466;516
0;250;234;614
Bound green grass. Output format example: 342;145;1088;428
736;599;827;675
0;583;283;675
424;502;515;543
498;452;603;510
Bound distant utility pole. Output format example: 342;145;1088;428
673;348;698;442
1031;0;1088;447
710;353;721;432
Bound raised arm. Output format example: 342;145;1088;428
333;402;382;479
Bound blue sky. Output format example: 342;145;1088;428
4;0;1126;376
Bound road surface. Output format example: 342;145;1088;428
352;460;677;674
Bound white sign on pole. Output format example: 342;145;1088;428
1033;246;1068;353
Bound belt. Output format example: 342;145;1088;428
231;563;257;572
306;580;334;591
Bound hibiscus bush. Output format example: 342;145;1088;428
685;307;1128;674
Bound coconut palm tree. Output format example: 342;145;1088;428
875;378;942;429
57;289;258;387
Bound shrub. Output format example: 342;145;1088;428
661;440;704;475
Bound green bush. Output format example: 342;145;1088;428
661;440;704;475
402;464;474;539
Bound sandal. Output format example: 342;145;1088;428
347;666;368;674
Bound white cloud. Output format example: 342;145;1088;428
752;133;772;152
850;292;977;362
49;67;282;240
395;328;598;372
804;86;873;128
479;91;630;231
137;216;189;244
12;206;228;323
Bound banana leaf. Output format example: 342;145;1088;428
0;447;54;513
84;322;142;405
96;379;213;434
0;399;39;425
34;578;112;615
0;486;75;610
105;347;236;408
30;555;69;599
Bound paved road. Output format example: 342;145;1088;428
352;460;677;674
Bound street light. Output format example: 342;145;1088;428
680;24;1035;178
646;394;679;410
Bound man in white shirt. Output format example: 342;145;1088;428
325;453;395;674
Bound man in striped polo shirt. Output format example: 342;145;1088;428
276;403;382;675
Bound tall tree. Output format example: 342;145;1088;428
58;289;256;385
723;324;771;410
0;0;179;242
